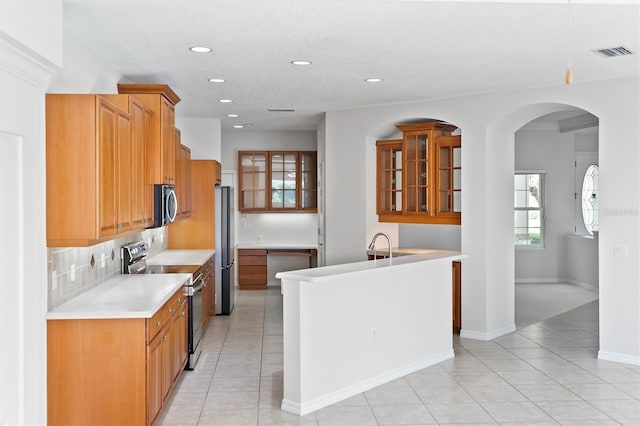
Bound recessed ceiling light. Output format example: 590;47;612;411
208;78;226;83
365;78;383;83
190;46;212;53
291;60;312;66
233;125;244;129
227;114;239;118
218;99;233;103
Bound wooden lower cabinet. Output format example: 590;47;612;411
238;249;267;289
48;289;187;426
453;261;462;334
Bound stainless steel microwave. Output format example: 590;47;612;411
152;184;177;227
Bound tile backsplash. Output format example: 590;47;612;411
47;227;168;310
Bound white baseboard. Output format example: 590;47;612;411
515;278;561;284
515;279;599;294
598;350;640;366
460;324;516;341
565;279;598;293
281;349;454;416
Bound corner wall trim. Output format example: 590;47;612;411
598;350;640;366
281;349;454;416
460;324;516;341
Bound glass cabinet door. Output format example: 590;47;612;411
300;152;317;210
404;134;428;213
377;140;403;214
435;137;462;214
239;152;267;210
271;152;297;209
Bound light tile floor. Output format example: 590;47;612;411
159;288;640;425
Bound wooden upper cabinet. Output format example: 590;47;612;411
161;97;176;184
300;151;318;211
376;139;404;218
116;109;134;233
238;150;317;213
168;160;217;249
47;94;144;247
117;84;180;185
214;160;222;185
376;122;461;225
129;96;155;228
239;151;268;211
97;98;119;238
175;130;192;220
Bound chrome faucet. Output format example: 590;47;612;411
368;232;393;260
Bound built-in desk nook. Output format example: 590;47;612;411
237;245;318;289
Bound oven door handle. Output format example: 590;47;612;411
188;279;205;296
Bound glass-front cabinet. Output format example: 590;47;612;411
238;150;317;213
270;152;297;209
376;140;403;216
300;152;317;210
239;151;267;211
376;122;461;225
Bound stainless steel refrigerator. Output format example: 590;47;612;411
215;186;235;315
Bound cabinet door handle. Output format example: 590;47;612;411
181;311;185;317
156;321;161;327
163;335;168;342
168;308;172;313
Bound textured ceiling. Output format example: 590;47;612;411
61;0;639;130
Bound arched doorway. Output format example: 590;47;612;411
513;108;600;329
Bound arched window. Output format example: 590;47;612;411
581;164;599;235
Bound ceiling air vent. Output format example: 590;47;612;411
592;46;634;58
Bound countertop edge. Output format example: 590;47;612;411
276;251;466;282
46;274;189;320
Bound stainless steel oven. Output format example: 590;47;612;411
121;241;203;369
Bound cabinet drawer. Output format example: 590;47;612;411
239;255;267;266
239;265;267;285
147;306;165;342
147;289;184;342
238;249;267;256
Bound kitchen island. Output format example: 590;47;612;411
276;250;465;416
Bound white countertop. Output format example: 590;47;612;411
146;249;215;266
237;244;317;250
276;250;464;282
46;274;190;320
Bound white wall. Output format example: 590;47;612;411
175;117;221;160
221;129;318;248
399;225;461;251
48;28;121;93
0;1;61;423
0;1;62;66
514;129;575;282
565;234;599;290
324;78;640;364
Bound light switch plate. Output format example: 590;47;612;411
614;245;629;257
70;264;76;282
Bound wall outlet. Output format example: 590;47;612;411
257;235;263;244
52;271;57;290
371;329;376;342
101;253;106;268
70;264;76;282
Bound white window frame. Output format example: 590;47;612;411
514;171;546;250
